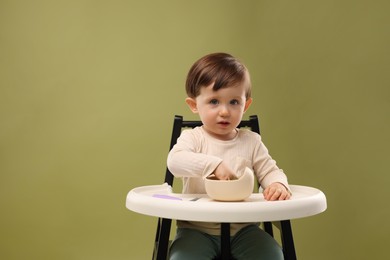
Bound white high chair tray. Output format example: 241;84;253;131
126;183;327;222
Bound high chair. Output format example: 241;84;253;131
153;115;297;260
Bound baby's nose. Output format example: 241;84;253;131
219;105;230;116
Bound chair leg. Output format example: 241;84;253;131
220;223;232;260
280;220;297;260
153;219;162;260
154;218;172;260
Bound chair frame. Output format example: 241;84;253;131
153;115;297;260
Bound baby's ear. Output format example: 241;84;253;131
244;98;253;112
185;98;198;113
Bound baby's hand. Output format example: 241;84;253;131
211;161;237;180
263;182;291;201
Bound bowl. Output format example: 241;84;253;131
204;167;254;201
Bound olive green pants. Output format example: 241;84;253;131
169;224;283;260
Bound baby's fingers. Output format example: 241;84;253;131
278;190;291;200
264;187;290;201
267;189;282;201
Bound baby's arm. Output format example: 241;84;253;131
167;130;222;179
251;134;291;201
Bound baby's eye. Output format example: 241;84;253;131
230;99;240;105
209;99;219;105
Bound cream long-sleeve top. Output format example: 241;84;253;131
167;126;289;236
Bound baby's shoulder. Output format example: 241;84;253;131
179;126;205;141
238;128;260;138
237;129;262;145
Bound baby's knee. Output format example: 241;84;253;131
169;228;218;260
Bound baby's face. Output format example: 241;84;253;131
190;80;252;140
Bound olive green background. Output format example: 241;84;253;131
1;0;389;259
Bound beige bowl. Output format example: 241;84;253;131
205;167;254;201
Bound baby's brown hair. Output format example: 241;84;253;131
185;53;251;99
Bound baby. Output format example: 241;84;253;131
167;52;290;260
